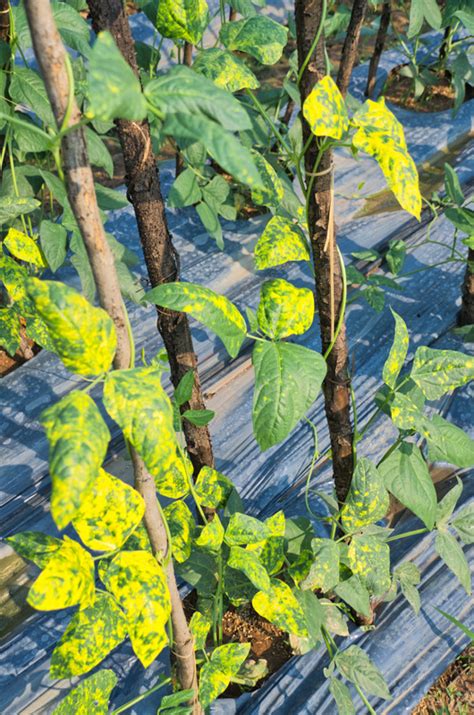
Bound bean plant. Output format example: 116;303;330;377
2;1;474;714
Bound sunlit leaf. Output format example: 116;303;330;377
0;307;21;356
452;503;474;545
195;514;225;550
303;75;349;140
4;228;47;268
220;16;288;65
51;669;117;715
300;538;339;591
199;642;251;707
7;531;62;568
228;545;271;591
250;151;284;208
382;309;409;389
225;513;269;546
163;500;195;563
257;278;314;339
411;346;474;400
341;458;389;533
193;48;259;92
156;0;209;45
190;611;211;650
254;215;310;270
348;534;391;595
195;466;234;509
252;579;308;636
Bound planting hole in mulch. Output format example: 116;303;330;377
383;64;473;113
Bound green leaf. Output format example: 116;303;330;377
176;547;217;597
444;163;464;206
85;127;114;178
0;307;21;356
193;48;259;93
250;151;284;208
195;514;225;550
220;17;288;65
329;678;356;715
146;281;246;358
155;0;209;45
348;535;391;596
199;643;251;708
145;66;251;132
428;416;474;468
51;669;117;715
300;538;340;592
435;607;474;641
28;536;95;611
50;592;127;677
102;550;171;666
162;112;261;189
196;200;223;249
39;221;67;273
0;195;40;226
445;207;474;236
41;391;110;529
303;75;349;140
6;531;62;568
72;469;145;552
293;588;325;650
195;466;234;509
252;341;326;450
341;457;389;533
423;0;442;29
385;238;406;275
164;500;195;563
335;575;371;618
252;579;308;636
87;32;147;121
383;309;409;389
225;513;269;546
103;367;189;498
223;564;257;606
174;370;195;406
182;408;215;426
435;531;471;595
25;279;117;376
411;346;474;400
9;67;55;126
335;645;391;700
394;561;421;615
255;216;310;270
452;503;474;544
257;278;314;339
157;689;194;714
168;169;201;208
436;478;463;529
407;0;423;37
228;545;271;591
321;598;349;636
190;611;211;651
378;442;437;529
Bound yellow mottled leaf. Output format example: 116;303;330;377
383;309;409;389
52;669;117;715
257;278;314;339
348;534;391;595
41;391;110;530
196;514;225;550
252;579;308;637
255;216;310;270
25;278;117;376
190;611;211;650
195;466;234;509
193;48;259;92
250;151;284;208
4;228;47;268
102;550;170;667
303;75;349;140
28;536;95;611
73;469;145;552
163;499;194;563
341;458;389;533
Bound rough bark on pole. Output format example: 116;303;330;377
86;0;215;481
24;2;201;709
365;0;391;98
458;249;474;327
336;0;368;97
0;0;10;45
295;0;354;503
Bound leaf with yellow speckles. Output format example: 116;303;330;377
383;309;409;390
196;514;225;550
247;510;286;575
50;592;127;677
28;536;95;611
411;346;474;400
103;367;189;498
156;0;209;45
102;550;171;667
250;152;284;208
4;228;47;268
252;579;308;637
0;253;28;300
163;500;195;563
7;531;62;568
220;16;288;65
390;392;422;431
146;281;246;358
41;391;110;529
190;611;211;650
72;469;145;552
228;545;271;592
303;75;349;140
341;457;389;533
195;466;234;509
352;98;421;219
254;216;310;270
25;279;117;376
51;669;117;715
300;538;340;591
257;278;314;339
225;512;269;546
193;48;259;93
199;643;251;708
0;306;21;356
348;534;391;596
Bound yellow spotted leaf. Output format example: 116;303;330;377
303;75;349;140
252;578;308;637
41;391;110;529
25;278;117;376
383;309;409;389
341;457;389;533
257;278;314;339
52;669;117;715
103;367;189;498
163;499;195;563
0;253;28;301
28;536;95;611
4;228;47;268
156;0;209;45
102;550;171;667
190;611;211;650
246;510;285;575
195;513;225;550
193;48;259;92
300;538;340;591
348;534;391;595
255;216;310;270
195;466;234;509
352;97;407;149
250;151;284;208
72;469;145;552
50;592;127;678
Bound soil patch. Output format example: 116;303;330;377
413;645;474;715
384;64;457;113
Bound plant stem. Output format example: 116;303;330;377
110;677;171;715
386;527;428;543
